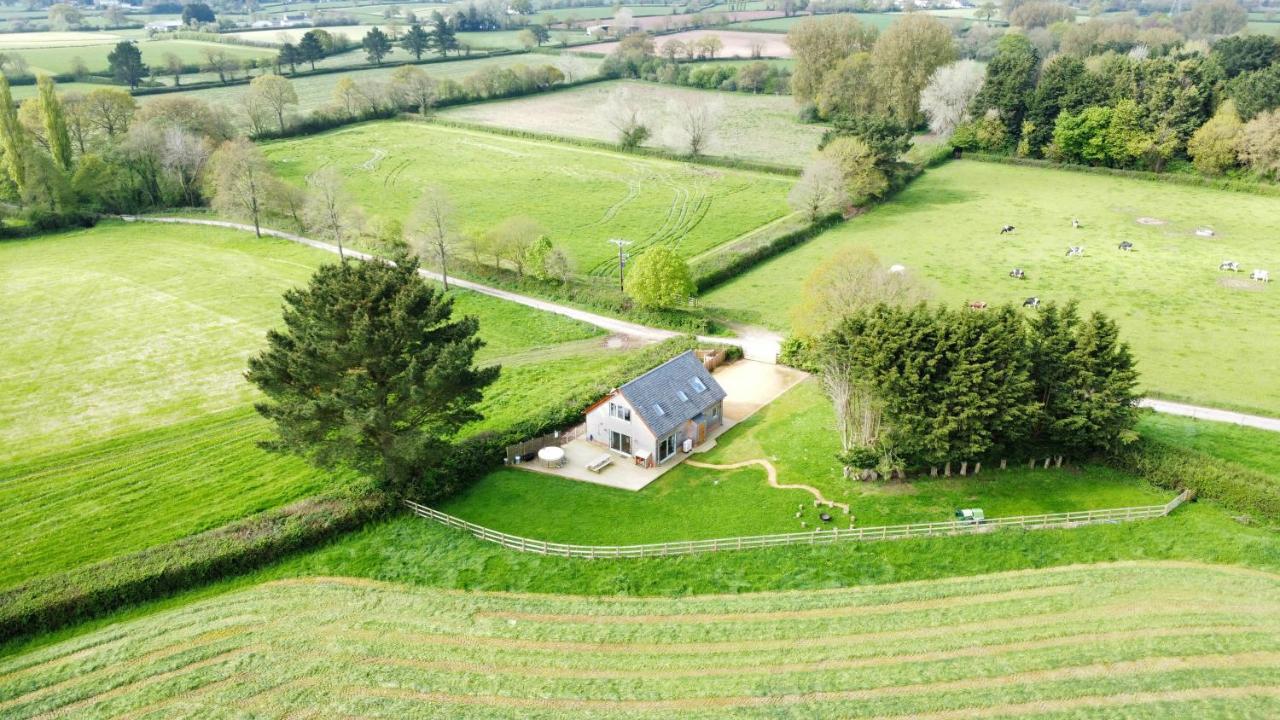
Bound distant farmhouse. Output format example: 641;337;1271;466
585;351;726;468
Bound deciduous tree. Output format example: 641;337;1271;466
787;156;846;222
208;138;274;236
787;14;878;104
920;59;985;137
246;74;298;134
37;75;72;171
1188;99;1243;175
870;14;955;125
627;246;694;309
407;184;458;289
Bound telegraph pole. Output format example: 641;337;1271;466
608;238;632;293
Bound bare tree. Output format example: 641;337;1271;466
487;216;544;277
406;185;458;290
269;177;307;229
787;157;846;222
603;86;651;149
207;138;274;237
389;65;437;113
555;54;593;83
919;59;985;137
161;127;210;206
201;48;239;84
304;167;361;259
668;96;722;156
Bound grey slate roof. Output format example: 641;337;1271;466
618;351;727;439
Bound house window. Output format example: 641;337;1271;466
609;402;630;421
689;377;707;393
658;434;676;462
676;390;688;402
610;431;632;455
652;403;666;417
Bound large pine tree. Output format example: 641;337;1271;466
247;255;500;497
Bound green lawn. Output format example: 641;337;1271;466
703;160;1280;417
729;11;969;32
1137;414;1280;479
439;79;824;167
0;221;645;588
140;54;602;120
442;379;1171;543
263;120;794;275
4;563;1277;718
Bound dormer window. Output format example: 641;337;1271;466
689;377;707;393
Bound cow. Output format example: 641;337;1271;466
1118;241;1134;251
1000;225;1015;234
1023;297;1040;308
1072;218;1081;229
1220;261;1241;272
1066;246;1084;257
968;301;988;311
1009;268;1026;279
889;264;906;274
1252;269;1271;283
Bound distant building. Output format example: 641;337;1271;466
145;19;183;31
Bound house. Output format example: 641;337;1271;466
584;351;727;468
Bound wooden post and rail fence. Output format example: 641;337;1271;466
405;489;1192;559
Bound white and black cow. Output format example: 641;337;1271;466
1072;218;1081;229
1066;246;1084;257
1009;268;1026;279
1000;225;1015;234
1220;261;1241;272
1023;297;1040;308
1118;241;1134;251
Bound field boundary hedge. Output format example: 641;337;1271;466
0;493;390;643
424;116;803;176
691;212;839;291
961;153;1280;198
132;48;527;98
1109;438;1280;524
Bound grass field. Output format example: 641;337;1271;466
6;38;276;75
439;80;823;167
1138;414;1280;479
443;379;1171;543
141;54;602;120
729;11;968;32
703;160;1280;416
263;121;794;275
577;28;792;57
2;563;1277;718
0;221;646;588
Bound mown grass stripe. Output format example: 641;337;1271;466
341;652;1280;711
869;685;1280;720
473;584;1077;625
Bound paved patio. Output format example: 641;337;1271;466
510;360;809;491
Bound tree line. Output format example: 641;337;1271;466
809;299;1141;480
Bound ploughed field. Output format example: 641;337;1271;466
437;79;825;167
0;222;644;588
263;121;793;275
703;160;1280;417
2;563;1277;718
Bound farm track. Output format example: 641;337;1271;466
2;564;1277;718
120;216;1280;426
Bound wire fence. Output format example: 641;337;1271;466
405;490;1191;559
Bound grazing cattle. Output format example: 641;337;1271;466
1023;297;1040;308
1118;241;1134;251
1220;261;1241;272
1066;246;1084;257
968;301;988;310
1000;225;1015;234
1009;268;1026;279
1252;269;1271;283
888;264;906;274
1072;218;1081;229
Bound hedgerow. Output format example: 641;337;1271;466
1109;438;1280;524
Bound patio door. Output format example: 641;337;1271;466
609;431;631;455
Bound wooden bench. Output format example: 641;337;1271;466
586;454;614;473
